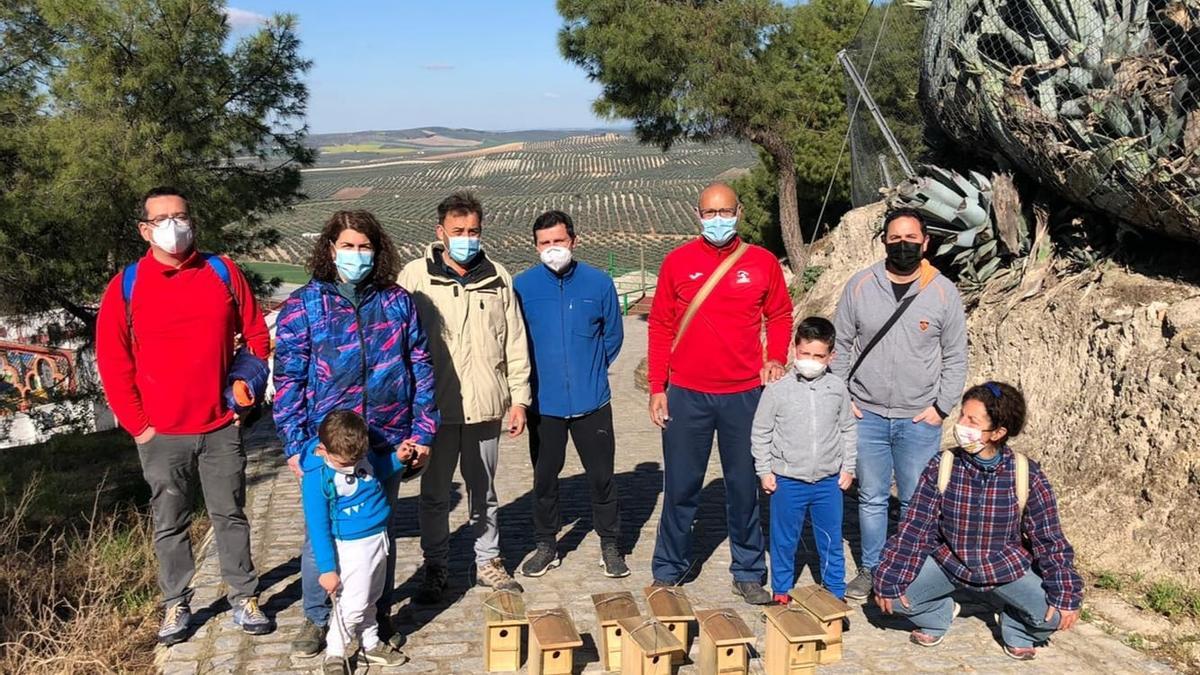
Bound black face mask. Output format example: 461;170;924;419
885;241;923;274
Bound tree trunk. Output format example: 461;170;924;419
753;129;807;277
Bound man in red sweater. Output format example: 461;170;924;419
96;187;272;644
647;182;792;604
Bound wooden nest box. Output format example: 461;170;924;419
694;609;755;675
616;616;685;675
526;608;583;675
482;590;527;672
762;605;826;675
788;584;851;664
592;591;641;671
644;585;694;664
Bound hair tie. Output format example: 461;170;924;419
984;382;1002;398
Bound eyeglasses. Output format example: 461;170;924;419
697;207;738;219
145;214;191;226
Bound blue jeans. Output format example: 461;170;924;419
652;386;766;584
856;409;942;570
769;474;845;598
893;556;1062;648
301;470;402;627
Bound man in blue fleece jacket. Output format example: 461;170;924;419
513;210;626;579
301;410;409;673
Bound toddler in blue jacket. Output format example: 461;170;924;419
301;410;408;672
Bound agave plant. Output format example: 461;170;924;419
918;0;1200;244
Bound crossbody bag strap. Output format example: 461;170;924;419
671;242;749;353
847;287;923;381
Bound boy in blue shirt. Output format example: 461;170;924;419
301;410;409;673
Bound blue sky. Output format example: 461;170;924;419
225;1;610;134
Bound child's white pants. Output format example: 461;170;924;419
327;531;389;658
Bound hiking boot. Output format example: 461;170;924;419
650;578;674;587
521;542;561;577
731;581;771;605
232;597;272;635
290;618;325;657
322;655;350;675
363;642;410;667
477;558;525;593
157;603;191;645
414;563;449;605
844;567;873;601
910;630;945;647
599;541;630;578
1003;644;1037;660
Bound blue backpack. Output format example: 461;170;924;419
121;252;238;336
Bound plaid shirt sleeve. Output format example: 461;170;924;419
1023;465;1084;610
874;458;942;598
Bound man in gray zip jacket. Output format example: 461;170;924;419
831;208;968;601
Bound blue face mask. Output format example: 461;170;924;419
700;215;738;246
334;250;374;283
447;236;481;264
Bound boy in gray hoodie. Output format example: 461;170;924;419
752;317;857;602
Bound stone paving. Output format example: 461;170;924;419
158;316;1174;674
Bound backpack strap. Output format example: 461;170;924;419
200;252;239;316
1014;451;1030;514
936;449;955;494
121;260;141;339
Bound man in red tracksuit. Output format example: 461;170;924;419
647;182;792;604
96;186;272;645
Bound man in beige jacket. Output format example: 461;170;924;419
399;191;532;601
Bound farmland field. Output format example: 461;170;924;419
259;133;758;276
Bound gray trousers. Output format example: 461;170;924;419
137;423;258;608
419;421;502;566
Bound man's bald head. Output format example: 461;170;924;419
698;182;739;211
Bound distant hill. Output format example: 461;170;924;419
308;127;629;166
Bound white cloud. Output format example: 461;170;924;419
422;63;455;71
223;7;269;30
543;92;561;99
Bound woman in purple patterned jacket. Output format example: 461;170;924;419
873;382;1082;661
273;210;439;659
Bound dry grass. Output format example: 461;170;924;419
0;478;161;673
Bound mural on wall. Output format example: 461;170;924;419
0;340;78;412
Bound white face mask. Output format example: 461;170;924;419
539;245;573;273
793;358;827;379
151;218;194;255
953;423;986;453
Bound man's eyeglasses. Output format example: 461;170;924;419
145;214;191;226
698;207;738;219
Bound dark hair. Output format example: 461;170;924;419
881;207;928;238
962;381;1027;441
307;210;401;287
437;191;484;225
140;186;189;220
794;316;836;348
318;409;369;462
531;210;576;242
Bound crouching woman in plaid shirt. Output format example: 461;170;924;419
873;382;1083;661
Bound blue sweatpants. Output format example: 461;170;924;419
652;385;766;584
769;474;845;598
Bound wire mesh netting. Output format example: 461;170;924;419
918;0;1199;243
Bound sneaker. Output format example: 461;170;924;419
772;593;791;606
599;541;630;578
731;581;772;605
322;655;350;675
363;642;410;667
1003;644;1037;660
376;612;406;649
910;630;945;647
521;542;561;577
290;618;325;657
232;597;272;635
415;563;449;605
157;603;191;645
477;558;525;593
845;567;873;601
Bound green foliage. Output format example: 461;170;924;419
0;0;313;324
557;0;867;270
1096;571;1122;591
241;261;310;285
1145;581;1200;619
